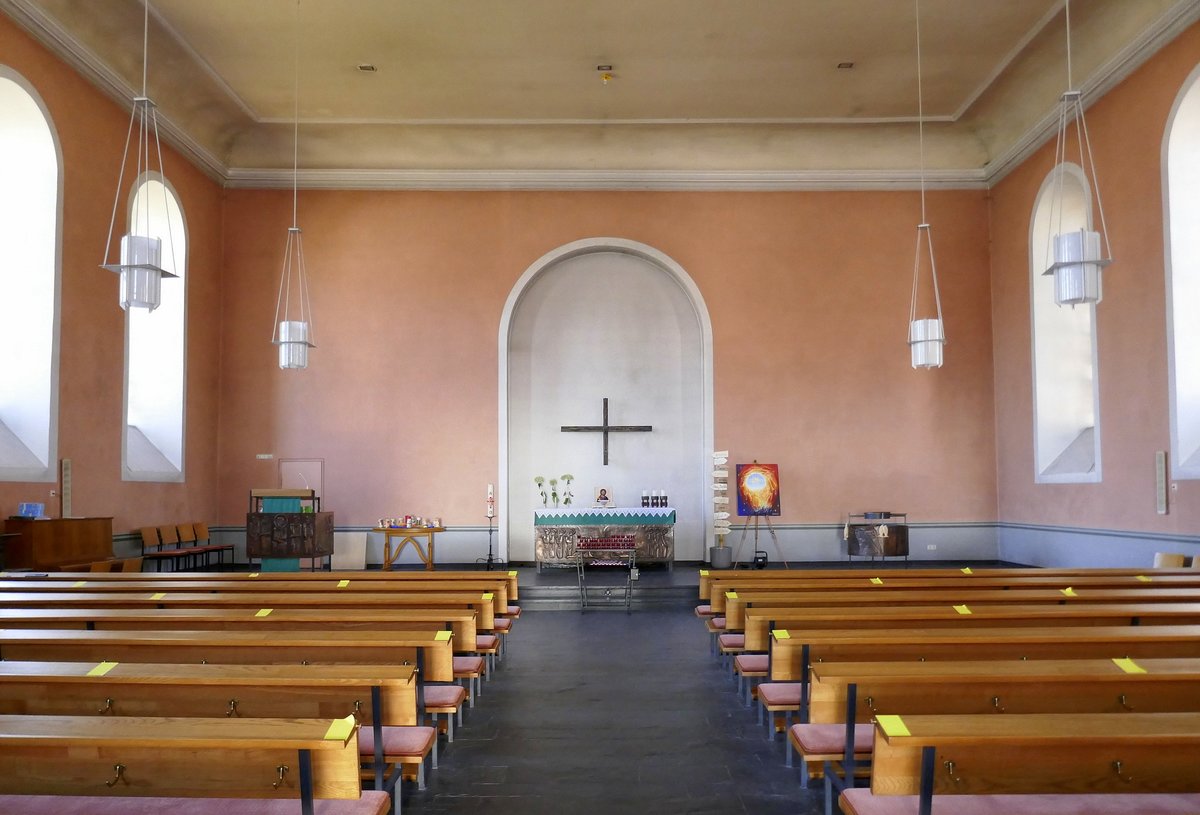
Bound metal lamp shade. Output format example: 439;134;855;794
276;319;313;369
908;317;945;369
107;234;175;311
1047;229;1105;306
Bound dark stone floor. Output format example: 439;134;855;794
405;606;822;814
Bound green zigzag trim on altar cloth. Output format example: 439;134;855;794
534;508;677;526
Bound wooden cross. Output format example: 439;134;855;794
561;397;653;465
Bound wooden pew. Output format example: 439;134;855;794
798;656;1200;800
0;628;455;683
0;577;510;620
843;712;1200;815
0;606;478;653
698;566;1200;604
724;586;1200;630
0;660;433;796
7;568;522;602
767;623;1200;682
0;589;498;630
0;714;386;815
742;602;1200;651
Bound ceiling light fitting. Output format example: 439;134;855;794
271;0;316;370
597;65;613;84
907;0;945;370
837;62;855;70
1042;0;1113;307
100;0;178;311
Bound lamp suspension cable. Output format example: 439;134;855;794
907;0;944;368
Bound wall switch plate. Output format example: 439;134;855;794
926;544;937;551
256;453;274;460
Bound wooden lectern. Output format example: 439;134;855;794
246;489;334;565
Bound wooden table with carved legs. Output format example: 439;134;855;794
374;527;444;571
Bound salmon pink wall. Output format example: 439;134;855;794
0;14;223;537
989;21;1200;536
219;188;997;529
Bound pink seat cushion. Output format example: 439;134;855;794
718;633;745;649
734;654;769;674
358;725;435;758
424;684;467;709
0;792;391;815
710;617;727;630
505;605;521;617
758;682;804;707
493;618;512;631
453;655;484;674
839;790;1200;815
695;604;714;616
476;634;499;650
789;723;873;754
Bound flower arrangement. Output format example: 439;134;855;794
534;476;547;507
549;478;559;507
561;474;574;506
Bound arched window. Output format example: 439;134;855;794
1164;65;1200;480
1029;163;1101;483
124;174;186;481
0;69;60;482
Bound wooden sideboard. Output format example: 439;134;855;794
0;517;113;570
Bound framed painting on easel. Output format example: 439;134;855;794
735;463;781;516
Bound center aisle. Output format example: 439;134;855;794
412;607;823;814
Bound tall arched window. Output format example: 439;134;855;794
1029;163;1101;483
1164;64;1200;480
0;69;60;483
124;174;186;481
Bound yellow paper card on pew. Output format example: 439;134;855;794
248;573;260;577
150;592;166;600
324;714;356;742
1060;587;1077;597
1136;575;1152;582
256;608;273;617
954;605;972;615
869;577;884;585
726;591;737;599
960;567;974;575
508;570;518;577
1113;657;1147;674
337;579;350;588
876;715;910;738
435;630;453;641
700;570;709;576
772;630;790;640
72;581;86;587
87;661;118;677
483;593;494;600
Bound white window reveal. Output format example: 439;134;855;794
1164;64;1200;480
124;175;186;481
1029;162;1101;483
0;69;61;482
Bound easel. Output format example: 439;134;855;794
730;514;789;569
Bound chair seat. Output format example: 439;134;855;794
358;725;435;759
453;655;484;675
789;723;873;755
493;618;513;632
758;682;804;707
423;684;467;710
695;604;714;616
717;633;745;649
504;605;521;618
475;634;499;651
734;653;769;674
709;617;727;630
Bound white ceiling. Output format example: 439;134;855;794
3;0;1198;187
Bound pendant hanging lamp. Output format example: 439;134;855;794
271;0;316;369
907;0;945;369
1042;0;1113;307
100;0;177;311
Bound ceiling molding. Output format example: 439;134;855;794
984;0;1200;186
0;0;228;182
224;167;990;193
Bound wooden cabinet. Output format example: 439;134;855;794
0;517;113;569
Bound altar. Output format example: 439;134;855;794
534;507;676;570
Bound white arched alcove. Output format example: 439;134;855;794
498;238;714;563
